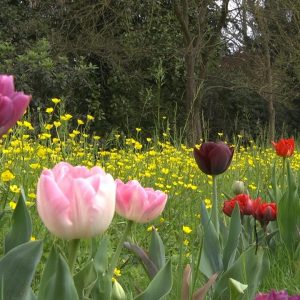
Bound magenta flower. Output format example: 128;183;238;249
255;290;300;300
0;75;31;137
37;162;116;239
115;179;167;223
194;142;234;175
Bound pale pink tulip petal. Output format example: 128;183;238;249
141;192;167;223
37;162;116;239
116;179;167;223
37;172;73;238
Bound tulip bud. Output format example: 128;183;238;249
232;181;245;195
112;280;127;300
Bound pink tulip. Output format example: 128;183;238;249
37;162;116;239
0;75;31;137
115;179;167;223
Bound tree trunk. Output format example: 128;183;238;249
185;50;202;145
262;17;275;141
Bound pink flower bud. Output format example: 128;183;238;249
37;162;116;239
115;179;167;223
0;75;31;137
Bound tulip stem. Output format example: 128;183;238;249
68;239;80;273
282;157;286;191
212;175;220;237
109;220;133;277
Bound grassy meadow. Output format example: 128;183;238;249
0;98;300;298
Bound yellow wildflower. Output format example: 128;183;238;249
51;98;61;104
182;226;192;234
46;107;54;114
10;185;20;193
1;170;15;182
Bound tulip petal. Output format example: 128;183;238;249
37;163;116;239
37;172;73;239
10;92;31;121
116;180;167;223
141;191;167;223
209;144;233;175
0;96;14;126
0;75;14;97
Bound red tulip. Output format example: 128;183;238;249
271;138;295;158
235;194;254;215
222;194;254;217
254;202;277;226
194;142;234;175
222;199;236;217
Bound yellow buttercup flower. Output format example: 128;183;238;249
9;201;16;210
60;114;72;121
182;226;192;234
46;107;54;114
53;121;61;128
51;98;61;104
10;185;20;193
1;170;15;182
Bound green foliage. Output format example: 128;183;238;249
4;189;32;253
149;228;166;271
134;260;172;300
222;204;242;270
0;241;43;300
277;161;300;254
37;249;79;300
200;202;223;278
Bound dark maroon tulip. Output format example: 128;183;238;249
193;142;234;175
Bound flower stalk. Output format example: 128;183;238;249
108;220;133;277
68;239;80;273
212;175;220;237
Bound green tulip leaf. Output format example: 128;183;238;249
134;260;172;300
213;246;269;300
223;204;242;270
5;189;32;253
90;236;112;300
0;240;42;300
91;273;112;300
200;202;223;278
149;229;166;270
124;242;158;279
278;161;300;253
38;252;79;300
269;163;282;202
74;261;98;299
93;235;109;274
